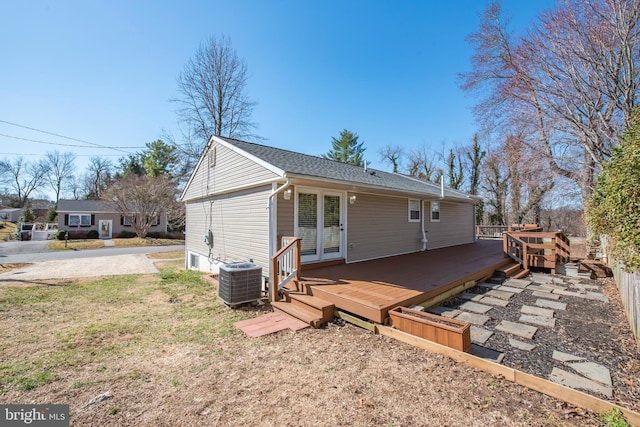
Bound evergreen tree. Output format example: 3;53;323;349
323;129;366;166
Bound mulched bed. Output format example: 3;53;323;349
440;272;640;413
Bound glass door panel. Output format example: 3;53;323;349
298;192;318;256
323;194;341;254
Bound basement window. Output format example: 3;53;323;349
430;201;440;222
408;199;420;222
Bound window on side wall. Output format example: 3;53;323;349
408;199;420;222
430;201;440;222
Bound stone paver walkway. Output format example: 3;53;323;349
426;270;614;399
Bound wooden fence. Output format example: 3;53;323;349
600;239;640;344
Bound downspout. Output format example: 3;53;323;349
267;177;291;258
421;200;428;251
267;177;291;208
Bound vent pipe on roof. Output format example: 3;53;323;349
439;175;445;200
364;160;367;173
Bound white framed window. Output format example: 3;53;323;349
430;201;441;222
68;214;91;227
408;199;420;222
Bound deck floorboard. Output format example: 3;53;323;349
302;240;508;323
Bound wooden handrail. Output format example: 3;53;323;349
503;230;570;273
477;223;542;239
270;236;301;302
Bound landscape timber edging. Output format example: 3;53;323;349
375;324;640;426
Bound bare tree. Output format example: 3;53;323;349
379;145;404;173
83;157;113;200
102;174;178;238
174;35;258;160
45;151;76;203
482;150;508;225
406;145;440;182
460;0;640;204
503;133;554;224
0;157;49;207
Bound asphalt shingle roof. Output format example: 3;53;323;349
57;199;112;213
218;137;474;201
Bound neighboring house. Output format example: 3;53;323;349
57;200;168;239
0;208;22;222
180;136;478;278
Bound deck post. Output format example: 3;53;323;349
270;255;279;302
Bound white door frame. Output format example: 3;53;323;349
295;187;345;263
99;219;112;239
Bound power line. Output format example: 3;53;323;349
0;133;145;149
0;119;140;154
0;152;123;157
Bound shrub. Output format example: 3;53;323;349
146;232;169;239
588;108;640;271
56;230;67;240
86;230;99;239
118;230;137;238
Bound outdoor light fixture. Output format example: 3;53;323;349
349;195;357;204
283;189;292;200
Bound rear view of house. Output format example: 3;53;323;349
181;136;478;281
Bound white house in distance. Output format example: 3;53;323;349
180;136;478;281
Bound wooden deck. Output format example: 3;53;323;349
299;240;509;323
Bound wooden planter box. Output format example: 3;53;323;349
388;306;471;352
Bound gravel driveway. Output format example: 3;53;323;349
0;242;184;281
0;253;160;281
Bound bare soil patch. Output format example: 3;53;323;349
0;262;31;273
0;267;625;426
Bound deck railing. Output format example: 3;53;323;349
502;230;570;273
270;236;301;302
476;223;543;240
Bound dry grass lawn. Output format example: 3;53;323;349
0;262;599;426
0;222;17;241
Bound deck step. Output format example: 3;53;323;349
271;301;324;328
496;262;522;277
287;293;335;321
511;269;530;279
272;293;335;328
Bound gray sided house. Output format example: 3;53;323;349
181;136;478;279
57;200;168;239
0;208;22;222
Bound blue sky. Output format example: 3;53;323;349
1;0;555;194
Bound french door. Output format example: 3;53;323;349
296;189;344;262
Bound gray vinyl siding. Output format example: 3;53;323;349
182;142;279;201
185;185;271;272
425;201;475;249
346;193;423;262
